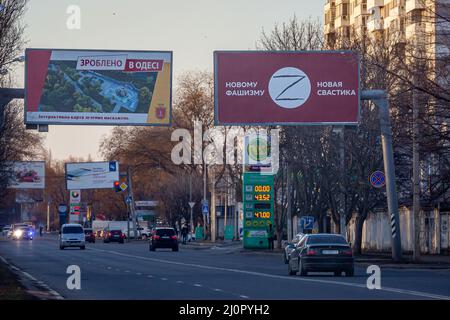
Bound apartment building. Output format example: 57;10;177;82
324;0;448;47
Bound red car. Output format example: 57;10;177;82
84;228;95;243
103;229;125;243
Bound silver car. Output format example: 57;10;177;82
283;233;305;264
59;224;85;250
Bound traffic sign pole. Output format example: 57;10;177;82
362;90;402;262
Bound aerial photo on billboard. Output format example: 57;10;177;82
66;161;119;190
8;161;45;189
25;49;172;126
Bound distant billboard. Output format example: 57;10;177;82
214;51;360;125
66;161;119;190
25;49;172;126
8;161;45;189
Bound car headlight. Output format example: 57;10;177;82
13;230;23;237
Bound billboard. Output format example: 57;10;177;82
25;49;172;126
8;161;45;189
214;51;360;125
66;161;119;190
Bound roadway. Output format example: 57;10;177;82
1;235;450;300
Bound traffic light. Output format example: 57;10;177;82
114;181;121;192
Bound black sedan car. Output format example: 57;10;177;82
103;229;125;243
288;234;354;277
149;227;178;251
84;228;96;243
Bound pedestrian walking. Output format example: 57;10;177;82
181;224;188;244
267;224;274;251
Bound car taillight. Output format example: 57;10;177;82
108;232;111;237
306;248;317;255
341;249;353;256
171;236;177;240
121;233;125;238
153;235;160;240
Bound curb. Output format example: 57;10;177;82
0;255;64;300
355;261;450;270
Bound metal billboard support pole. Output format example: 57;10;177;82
361;90;402;262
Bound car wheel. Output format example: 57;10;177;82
288;261;296;276
172;246;179;252
334;271;342;276
81;246;86;250
345;268;354;277
150;245;155;251
93;240;95;243
299;259;307;276
60;246;64;250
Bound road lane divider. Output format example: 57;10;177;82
86;247;450;300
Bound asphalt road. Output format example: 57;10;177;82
1;235;450;300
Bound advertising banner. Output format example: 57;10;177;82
8;161;45;189
25;49;172;126
214;51;360;125
66;161;119;190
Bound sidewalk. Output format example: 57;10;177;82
354;252;450;269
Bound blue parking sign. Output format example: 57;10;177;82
301;216;315;230
109;161;117;171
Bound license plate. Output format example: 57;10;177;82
114;235;119;238
322;250;339;255
162;236;170;239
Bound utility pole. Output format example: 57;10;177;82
126;166;136;241
189;174;194;239
46;201;51;232
211;169;216;243
224;191;228;240
334;126;346;238
286;162;292;242
361;90;402;262
412;72;421;262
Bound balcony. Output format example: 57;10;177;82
324;1;335;12
335;15;350;28
390;5;404;17
367;0;384;10
324;23;335;34
406;0;425;13
406;22;426;38
367;18;384;32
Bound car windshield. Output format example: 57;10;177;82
110;230;121;234
156;229;175;236
307;235;347;245
63;226;83;234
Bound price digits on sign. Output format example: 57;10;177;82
254;185;271;192
254;194;270;201
254;211;271;219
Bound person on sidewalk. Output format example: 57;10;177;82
267;224;274;251
181;224;188;244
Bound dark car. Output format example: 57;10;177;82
11;226;34;240
103;229;125;243
84;228;96;243
149;227;178;251
288;234;354;277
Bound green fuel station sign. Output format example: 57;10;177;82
242;172;275;249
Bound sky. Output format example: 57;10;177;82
13;0;324;161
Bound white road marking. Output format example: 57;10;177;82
87;247;450;300
107;267;111;269
136;272;142;275
213;288;223;292
239;295;250;299
176;280;184;284
160;277;168;281
0;255;64;300
194;283;202;287
147;275;154;278
125;270;130;273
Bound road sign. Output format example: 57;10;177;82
125;196;132;204
58;204;67;213
120;182;128;191
189;202;195;209
300;216;315;230
135;200;158;207
370;171;386;188
202;202;209;214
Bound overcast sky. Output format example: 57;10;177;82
13;0;324;161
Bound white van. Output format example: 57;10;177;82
59;223;85;250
